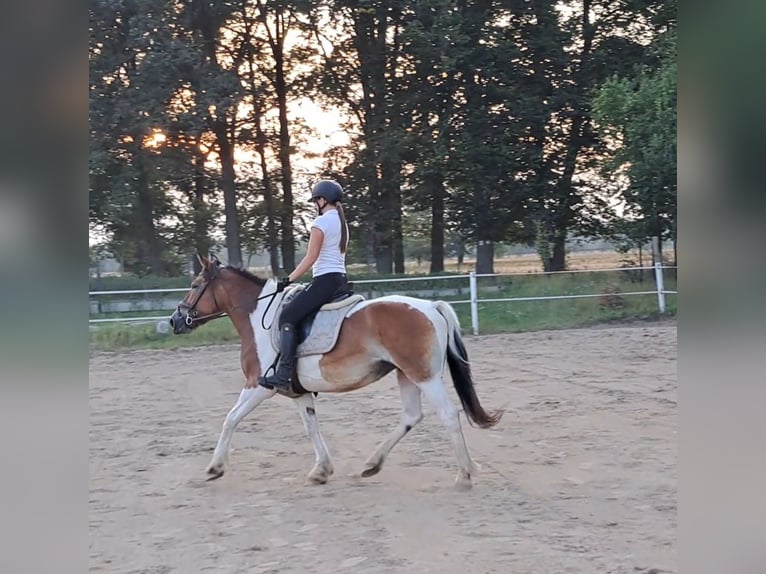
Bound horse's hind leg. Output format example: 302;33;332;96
206;385;276;479
294;393;334;485
416;377;478;489
361;371;423;478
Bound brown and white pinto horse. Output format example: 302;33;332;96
169;255;502;489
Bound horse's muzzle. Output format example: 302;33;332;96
169;310;191;334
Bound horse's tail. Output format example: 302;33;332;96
433;301;503;429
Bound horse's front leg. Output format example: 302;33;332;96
294;393;334;485
206;384;276;480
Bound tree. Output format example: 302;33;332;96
308;0;410;274
180;0;247;267
444;0;534;274
398;0;461;273
401;210;432;269
89;0;186;276
89;0;677;280
251;0;318;271
510;0;664;271
592;27;676;260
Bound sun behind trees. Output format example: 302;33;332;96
89;0;676;277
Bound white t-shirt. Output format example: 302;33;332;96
311;209;347;277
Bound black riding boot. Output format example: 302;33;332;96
259;323;298;392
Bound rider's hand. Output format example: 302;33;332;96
276;277;291;292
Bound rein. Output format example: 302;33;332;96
179;273;285;330
260;288;286;331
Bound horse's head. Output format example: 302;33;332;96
169;254;227;334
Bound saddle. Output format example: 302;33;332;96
270;283;365;358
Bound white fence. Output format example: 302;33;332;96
89;264;677;335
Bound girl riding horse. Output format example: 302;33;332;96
260;179;350;394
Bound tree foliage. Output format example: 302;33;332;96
89;0;677;276
592;25;676;256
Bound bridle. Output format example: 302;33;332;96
177;267;284;328
177;275;226;327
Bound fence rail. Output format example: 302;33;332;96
89;264;677;334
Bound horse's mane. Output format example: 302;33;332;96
224;265;269;288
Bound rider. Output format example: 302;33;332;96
259;179;350;393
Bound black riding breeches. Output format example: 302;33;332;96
279;272;348;327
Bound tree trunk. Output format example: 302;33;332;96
375;245;393;275
191;151;212;275
476;240;494;274
364;228;375;270
392;172;404;274
134;151;164;275
429;172;445;273
381;158;404;274
372;185;393;274
270;13;295;271
215;124;242;267
540;224;567;272
191;0;240;266
276;84;295;270
353;4;401;275
242;12;279;276
393;218;404;274
549;234;566;272
258;145;280;275
256;2;296;270
548;0;595;273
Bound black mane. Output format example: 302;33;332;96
224;265;269;287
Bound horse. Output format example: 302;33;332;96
169;254;503;489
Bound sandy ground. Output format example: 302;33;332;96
89;322;676;574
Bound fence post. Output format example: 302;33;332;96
654;263;666;313
652;236;666;313
469;271;479;335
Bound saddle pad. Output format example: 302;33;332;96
270;291;366;357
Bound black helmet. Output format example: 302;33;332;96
310;179;343;203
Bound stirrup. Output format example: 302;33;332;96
258;371;293;392
258;373;305;398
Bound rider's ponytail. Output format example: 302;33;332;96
336;202;349;254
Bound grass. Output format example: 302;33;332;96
441;269;676;335
89;268;676;352
89;319;240;351
462;292;675;335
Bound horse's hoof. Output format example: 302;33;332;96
306;464;333;485
360;462;382;478
454;473;473;491
206;464;225;481
306;471;330;485
306;474;329;485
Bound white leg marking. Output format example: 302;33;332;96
294;394;334;484
362;372;423;477
207;385;276;478
417;378;478;489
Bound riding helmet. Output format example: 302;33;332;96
310;179;343;203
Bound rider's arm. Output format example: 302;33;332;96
288;227;324;282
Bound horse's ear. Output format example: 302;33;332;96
196;252;208;269
210;254;221;266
